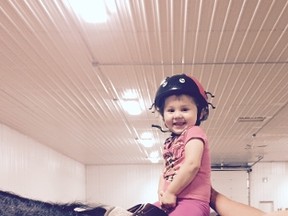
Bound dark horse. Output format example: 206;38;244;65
0;190;130;216
0;190;167;216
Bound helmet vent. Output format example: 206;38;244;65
237;117;266;122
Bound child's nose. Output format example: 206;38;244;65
174;111;183;118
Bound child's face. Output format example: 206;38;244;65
163;94;198;135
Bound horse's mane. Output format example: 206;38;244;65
0;190;131;216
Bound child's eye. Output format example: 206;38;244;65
166;108;174;113
182;108;189;112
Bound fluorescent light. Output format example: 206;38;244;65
119;89;143;115
122;89;138;100
138;132;154;147
139;139;154;148
149;151;159;158
149;157;160;163
68;0;116;23
121;100;142;115
148;151;161;163
140;132;153;139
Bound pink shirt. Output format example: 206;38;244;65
162;126;211;202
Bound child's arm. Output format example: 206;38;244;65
263;211;288;216
161;139;204;208
210;187;264;216
157;171;165;201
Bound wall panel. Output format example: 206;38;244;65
0;124;86;202
250;162;288;212
211;171;249;205
86;164;162;208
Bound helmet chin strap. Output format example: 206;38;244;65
148;103;155;111
151;124;170;133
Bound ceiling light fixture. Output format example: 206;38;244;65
139;139;154;148
67;0;116;23
137;132;155;148
148;151;161;163
122;89;138;100
120;99;142;115
149;157;160;163
120;89;143;115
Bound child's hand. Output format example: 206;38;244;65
160;191;177;212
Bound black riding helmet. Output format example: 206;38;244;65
154;74;210;126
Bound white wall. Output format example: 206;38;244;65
0;123;86;202
211;171;249;205
250;162;288;212
86;164;162;208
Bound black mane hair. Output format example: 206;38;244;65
0;190;107;216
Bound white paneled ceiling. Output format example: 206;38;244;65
1;0;288;169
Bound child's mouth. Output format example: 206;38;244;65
173;122;185;127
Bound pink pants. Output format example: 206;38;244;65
154;198;210;216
